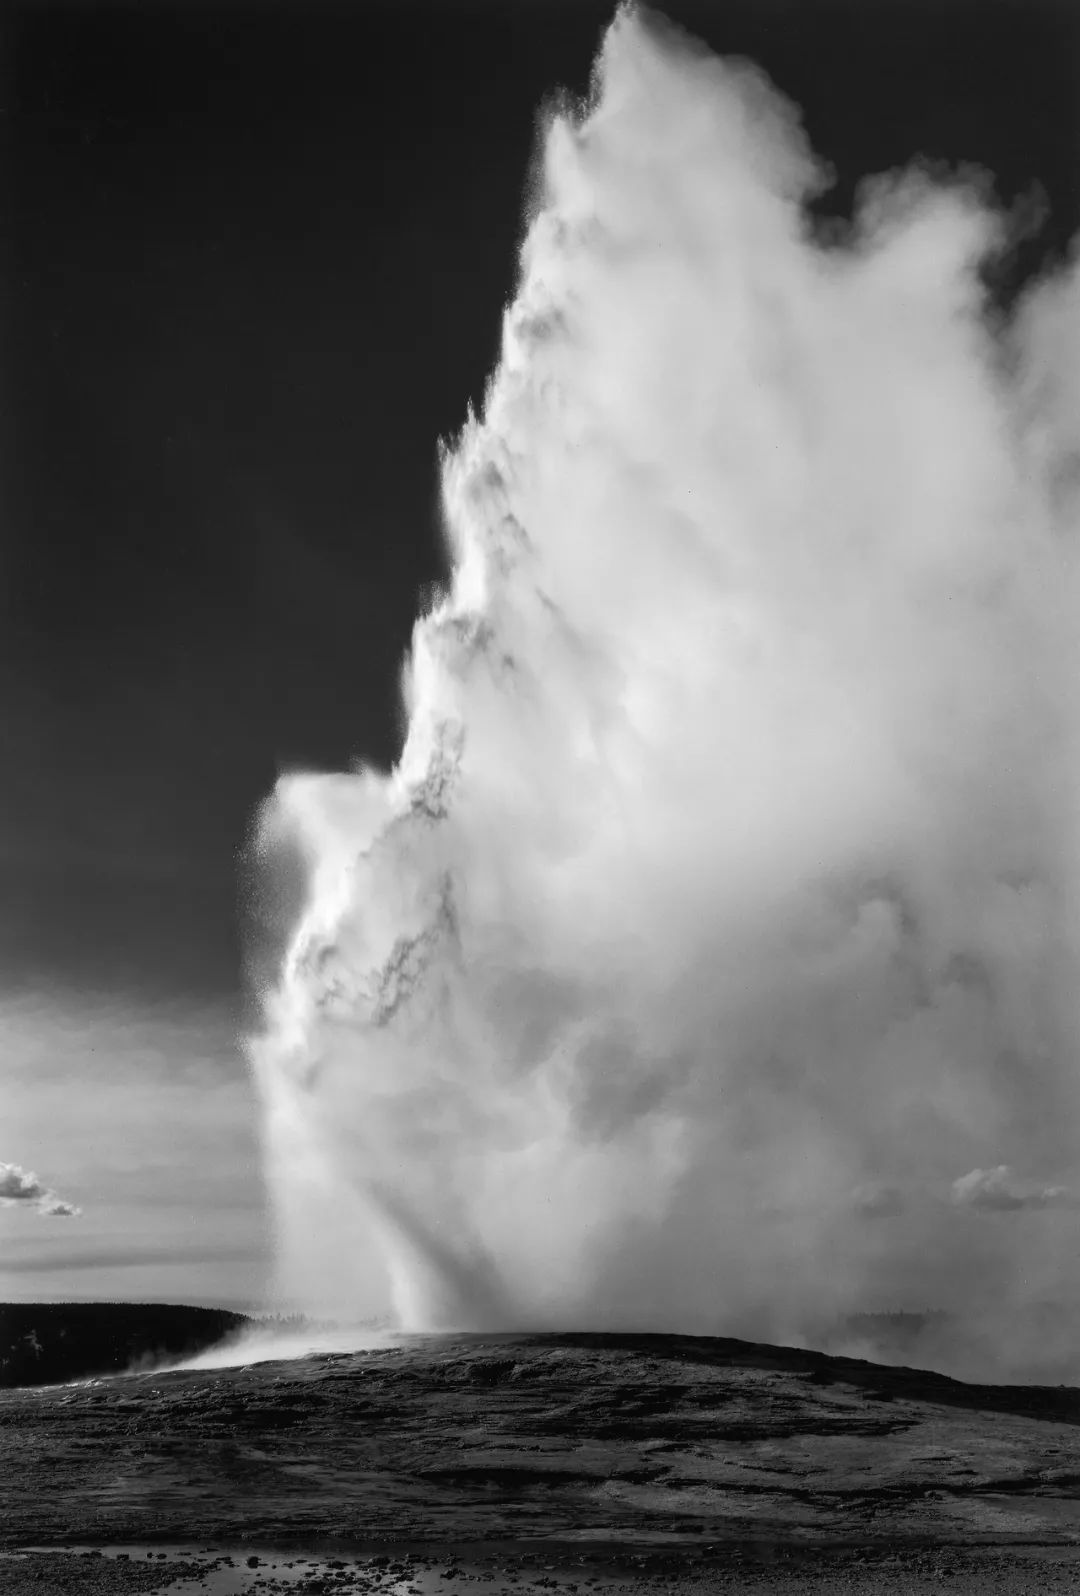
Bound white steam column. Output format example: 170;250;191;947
247;8;1080;1375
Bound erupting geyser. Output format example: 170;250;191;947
248;7;1080;1375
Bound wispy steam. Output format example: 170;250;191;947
0;1162;81;1218
247;7;1080;1377
952;1166;1079;1213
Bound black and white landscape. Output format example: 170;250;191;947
2;1;1079;1590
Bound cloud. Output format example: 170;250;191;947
951;1165;1078;1213
0;1164;46;1202
0;1161;82;1218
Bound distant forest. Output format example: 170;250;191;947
0;1302;249;1387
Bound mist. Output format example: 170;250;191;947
247;6;1080;1380
169;1321;402;1374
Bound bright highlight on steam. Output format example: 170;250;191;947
248;7;1080;1378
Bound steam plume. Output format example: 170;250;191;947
248;7;1080;1377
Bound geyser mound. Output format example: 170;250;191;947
247;6;1080;1375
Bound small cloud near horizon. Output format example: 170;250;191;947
0;1161;82;1218
951;1165;1078;1213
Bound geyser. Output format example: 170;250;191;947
248;6;1080;1376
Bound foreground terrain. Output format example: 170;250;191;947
2;1329;1080;1592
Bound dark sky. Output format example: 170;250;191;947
3;0;1078;1014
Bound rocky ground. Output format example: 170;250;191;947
2;1330;1079;1592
